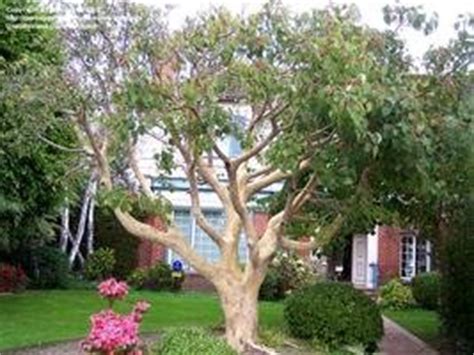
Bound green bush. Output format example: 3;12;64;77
379;279;414;310
259;252;315;301
127;268;148;289
440;197;474;353
412;272;440;310
95;208;139;278
84;247;116;281
64;274;96;290
26;246;69;289
128;262;175;291
284;282;383;352
154;328;236;355
259;267;283;301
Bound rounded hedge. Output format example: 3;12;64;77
379;278;414;310
128;262;175;291
154;328;236;355
284;282;383;352
412;272;440;310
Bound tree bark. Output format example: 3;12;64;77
216;272;266;353
60;204;70;253
69;172;98;267
86;185;97;256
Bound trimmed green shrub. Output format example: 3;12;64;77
127;268;148;289
412;272;440;310
379;278;414;310
128;262;174;291
84;247;116;281
144;262;173;290
154;328;236;355
26;246;69;289
259;252;316;301
284;282;383;352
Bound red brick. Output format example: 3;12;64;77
378;225;401;283
252;211;269;237
136;216;168;269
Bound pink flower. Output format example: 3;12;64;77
131;301;151;322
133;301;151;314
81;310;140;353
83;280;150;354
98;278;129;301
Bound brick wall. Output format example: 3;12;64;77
182;273;215;292
136;216;168;269
252;211;269;237
377;225;401;284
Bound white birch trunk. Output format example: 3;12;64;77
68;171;98;267
60;204;70;253
86;182;97;256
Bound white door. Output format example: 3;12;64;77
352;235;368;287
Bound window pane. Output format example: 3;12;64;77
194;211;224;263
238;234;248;263
416;240;428;274
401;235;415;278
170;210;192;269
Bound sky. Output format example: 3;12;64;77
138;0;473;63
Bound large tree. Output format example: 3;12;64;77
0;0;78;253
55;1;471;351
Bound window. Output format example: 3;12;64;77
168;209;248;270
400;232;432;280
416;239;432;274
400;234;416;279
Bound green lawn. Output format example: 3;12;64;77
384;308;441;347
0;290;283;351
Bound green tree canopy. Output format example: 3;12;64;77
0;0;78;252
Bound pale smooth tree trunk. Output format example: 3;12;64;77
60;204;70;253
86;186;96;256
216;273;267;353
69;172;98;267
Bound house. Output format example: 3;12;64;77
348;226;433;290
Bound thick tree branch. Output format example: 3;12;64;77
113;210;216;279
188;162;223;246
280;214;344;251
76;109;216;279
128;141;155;199
38;134;90;154
246;158;312;197
232;120;280;168
228;165;258;248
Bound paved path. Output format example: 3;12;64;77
378;316;438;355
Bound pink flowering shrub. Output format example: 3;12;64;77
98;278;129;303
83;279;150;354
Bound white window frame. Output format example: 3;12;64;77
400;233;432;281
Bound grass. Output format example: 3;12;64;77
384;308;441;347
0;290;284;351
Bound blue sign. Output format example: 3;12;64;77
172;260;183;272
